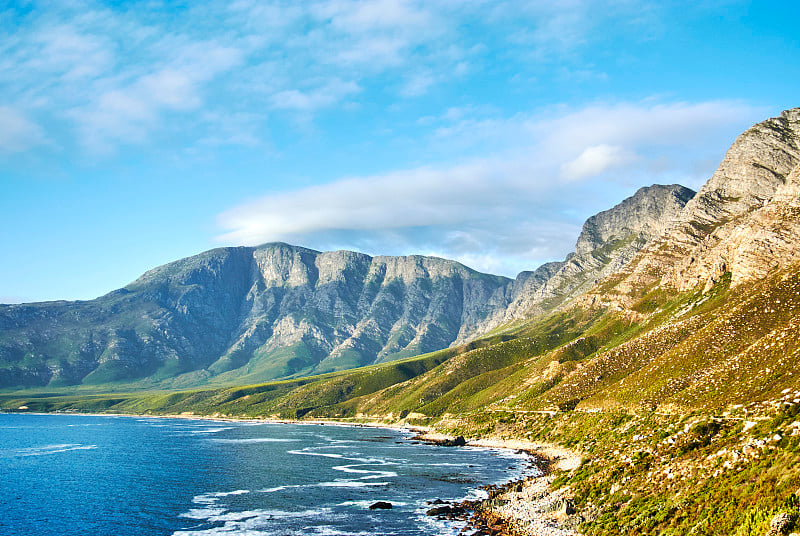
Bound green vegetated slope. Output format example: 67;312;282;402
4;263;799;419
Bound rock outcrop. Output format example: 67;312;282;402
467;183;695;338
580;108;800;307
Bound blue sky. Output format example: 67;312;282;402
1;0;798;303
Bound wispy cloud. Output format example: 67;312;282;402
0;0;674;154
560;145;638;181
65;41;243;152
0;107;46;153
269;79;360;111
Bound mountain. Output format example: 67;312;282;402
579;107;800;310
3;108;797;396
0;182;695;390
0;244;513;388
467;183;695;339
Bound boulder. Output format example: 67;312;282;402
426;504;465;516
426;505;453;516
368;501;392;510
768;512;796;536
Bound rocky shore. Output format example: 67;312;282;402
411;431;583;535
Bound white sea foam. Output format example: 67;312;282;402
336;500;408;508
13;443;97;457
304;526;397;536
258;485;291;493
209;438;296;444
179;507;228;520
315;481;389;488
66;423;105;427
189;427;233;434
215;490;250;497
336;500;377;508
191;490;250;506
173;507;338;535
288;447;388;466
417;513;465;536
331;464;397;479
461;488;490;502
287;449;345;459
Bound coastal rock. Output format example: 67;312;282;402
368;501;393;510
426;505;455;516
768;512;796;536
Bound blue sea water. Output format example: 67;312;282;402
0;414;529;536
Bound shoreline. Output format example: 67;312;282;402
412;430;583;536
5;410;582;535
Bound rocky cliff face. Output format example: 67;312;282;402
464;183;696;339
0;244;510;388
0;182;698;388
666;108;800;290
580;108;800;308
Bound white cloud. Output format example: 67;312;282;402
399;71;436;97
560;144;638;181
269;79;360;111
0;107;46;153
0;0;691;154
216;160;528;244
215;99;768;276
29;23;114;81
66;40;243;151
319;0;432;31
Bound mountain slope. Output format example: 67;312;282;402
5;108;800;536
0;244;511;388
468;183;695;339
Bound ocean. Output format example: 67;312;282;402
0;413;528;536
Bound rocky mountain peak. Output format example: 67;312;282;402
462;183;696;341
678;107;800;237
577;107;800;305
574;184;696;256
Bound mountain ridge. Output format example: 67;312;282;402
5;107;800;536
0;242;516;388
4;108;798;395
0;182;694;390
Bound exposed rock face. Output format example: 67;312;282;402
675;162;800;291
0;244;510;388
574;184;695;257
467;184;695;337
580;108;800;307
666;108;800;290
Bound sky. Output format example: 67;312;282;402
1;0;799;303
